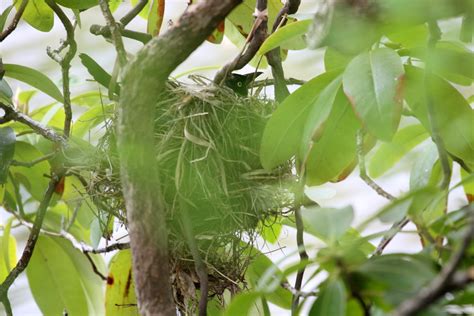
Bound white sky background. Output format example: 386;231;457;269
0;0;470;315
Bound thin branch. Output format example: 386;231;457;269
214;0;268;85
120;0;149;26
84;252;107;281
292;204;309;314
372;218;410;256
98;0;128;67
45;0;77;138
356;129;395;201
83;242;130;254
0;176;61;306
394;204;474;316
425;21;451;190
11;153;55;167
253;77;306;87
0;102;66;145
0;0;28;42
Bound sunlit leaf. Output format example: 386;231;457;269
105;250;139;316
0;5;14;33
324;47;353;71
17;0;53;32
55;0;98;9
27;236;105;315
147;0;165;37
260;71;340;170
3;64;63;102
369;124;429;178
72;103;114;138
257;20;311;56
343;48;404;141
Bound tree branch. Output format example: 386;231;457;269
0;0;28;42
116;0;242;314
0;102;66;145
393;204;474;316
11;153;55;167
98;0;128;66
120;0;149;26
83;242;130;254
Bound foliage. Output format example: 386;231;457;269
0;0;473;315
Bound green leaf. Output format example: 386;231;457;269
0;5;14;32
131;0;150;19
3;64;63;102
71;91;108;108
324;47;353;72
0;219;16;282
18;0;53;32
79;53;119;95
105;250;139;316
409;142;439;190
0;127;16;184
72;103;114;138
343;48;405;141
27;236;105;316
404;66;474;170
305;89;360;185
461;168;474;203
54;0;98;9
386;24;428;48
258;219;282;244
260;71;340;170
224;292;261;316
309;279;347;316
300;75;342;158
10;142;50;201
302;205;354;244
257;20;311;56
369;124;429;178
353;254;436;307
147;0;165;36
0;78;14;105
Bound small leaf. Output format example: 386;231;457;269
54;0;98;9
369;124;429;178
343;48;405;141
105;250;139;316
0;218;17;282
0;127;16;184
18;0;54;32
147;0;165;37
260;71;340;170
79;53;119;94
3;64;63;102
0;5;14;32
0;78;13;105
301;205;354;244
27;236;105;315
207;20;225;44
309;279;347;316
409;142;439;190
258;20;311;56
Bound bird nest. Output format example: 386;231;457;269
87;79;293;311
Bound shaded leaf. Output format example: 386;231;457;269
224;292;261;316
369;124;429;178
0;127;16;184
302;205;354;244
0;78;13;105
309;279;347;316
72;103;114;138
0;5;14;33
324;47;353;71
343;48;404;141
3;64;63;102
79;53;119;94
0;219;16;282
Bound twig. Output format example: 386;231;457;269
292;205;309;314
253;77;306;87
282;282;318;298
84;252;107;281
45;0;77;138
120;0;149;26
0;0;28;42
11;153;55;167
0;295;12;316
425;21;451;190
98;0;128;66
214;0;268;85
83;242;130;254
0;176;61;309
0;102;66;145
356;129;395;201
373;218;410;256
90;25;152;44
393;204;474;316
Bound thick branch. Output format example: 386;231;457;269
116;0;242;314
394;204;474;316
0;0;28;42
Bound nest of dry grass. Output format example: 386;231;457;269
85;78;294;311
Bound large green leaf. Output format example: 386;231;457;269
105;250;139;316
369;124;429;178
404;66;474;169
17;0;53;32
305;89;361;185
55;0;98;9
0;127;16;184
3;64;63;102
10;141;50;201
257;19;311;56
309;279;347;316
27;236;105;316
301;205;354;244
260;71;340;170
343;48;404;141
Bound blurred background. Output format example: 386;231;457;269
0;0;470;314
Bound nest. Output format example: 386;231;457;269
88;78;293;312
